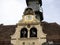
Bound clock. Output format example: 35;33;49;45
24;15;33;21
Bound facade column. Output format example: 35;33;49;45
28;29;30;38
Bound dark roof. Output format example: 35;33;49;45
41;22;60;41
42;22;60;34
0;24;17;41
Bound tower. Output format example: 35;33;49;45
11;8;46;45
26;0;43;21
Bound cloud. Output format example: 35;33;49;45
0;0;60;25
42;0;60;24
0;0;27;25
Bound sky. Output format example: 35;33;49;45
0;0;60;25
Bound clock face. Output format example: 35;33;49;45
26;15;32;20
25;15;33;21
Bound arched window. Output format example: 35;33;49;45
20;28;28;38
30;27;37;37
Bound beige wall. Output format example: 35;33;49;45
11;14;46;45
11;23;46;45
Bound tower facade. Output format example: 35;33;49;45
11;8;46;45
26;0;43;21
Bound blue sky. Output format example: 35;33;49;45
0;0;60;25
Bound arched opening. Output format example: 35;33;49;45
20;28;28;38
30;27;37;37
